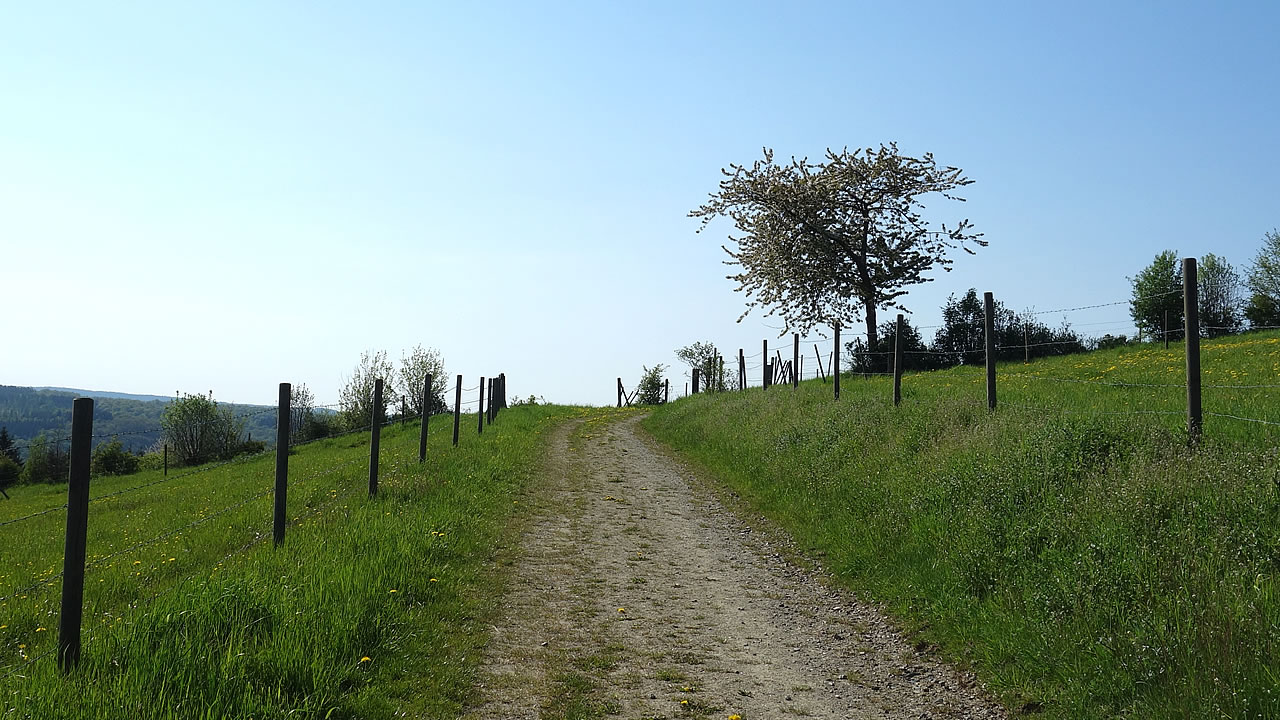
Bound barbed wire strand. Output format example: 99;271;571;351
0;503;68;529
83;488;275;577
87;448;273;506
1000;401;1183;417
1204;412;1280;427
997;372;1185;389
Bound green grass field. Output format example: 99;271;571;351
1;404;574;719
645;332;1280;719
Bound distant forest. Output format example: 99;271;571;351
0;385;279;457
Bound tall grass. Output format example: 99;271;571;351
645;333;1280;719
1;405;573;719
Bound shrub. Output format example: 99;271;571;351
91;437;141;477
635;364;668;405
162;393;245;467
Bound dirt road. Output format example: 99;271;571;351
464;412;1006;719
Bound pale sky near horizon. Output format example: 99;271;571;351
3;2;1278;407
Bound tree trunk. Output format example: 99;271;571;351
864;300;881;372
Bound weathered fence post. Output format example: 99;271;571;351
419;373;432;463
893;314;904;406
58;397;93;671
792;334;800;388
617;378;623;408
738;349;745;390
274;383;290;547
1024;321;1029;364
692;368;701;394
369;379;383;496
477;377;485;435
1185;257;1202;442
401;397;406;427
984;292;997;411
762;339;768;388
763;362;772;390
833;323;841;400
486;378;494;425
664;379;669;403
452;375;462;447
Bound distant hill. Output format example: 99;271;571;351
0;385;277;456
34;387;177;403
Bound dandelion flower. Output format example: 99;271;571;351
617;608;625;613
429;578;438;582
360;656;371;663
390;589;398;594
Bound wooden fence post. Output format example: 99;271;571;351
692;368;701;394
486;378;494;425
762;339;768;388
452;375;462;447
369;379;383;496
1024;321;1029;363
617;378;623;408
793;334;800;388
893;314;904;406
58;397;93;671
1185;257;1202;442
664;379;669;403
419;373;432;463
738;349;745;390
833;323;841;400
763;362;772;390
984;292;997;411
477;377;485;435
273;383;290;547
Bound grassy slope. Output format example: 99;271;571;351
2;404;574;719
644;333;1280;719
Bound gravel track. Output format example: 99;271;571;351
464;413;1008;719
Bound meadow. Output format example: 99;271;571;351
645;331;1280;719
1;404;574;719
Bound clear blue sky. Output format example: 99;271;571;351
3;2;1278;407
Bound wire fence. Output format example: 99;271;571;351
0;368;510;680
642;257;1280;434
